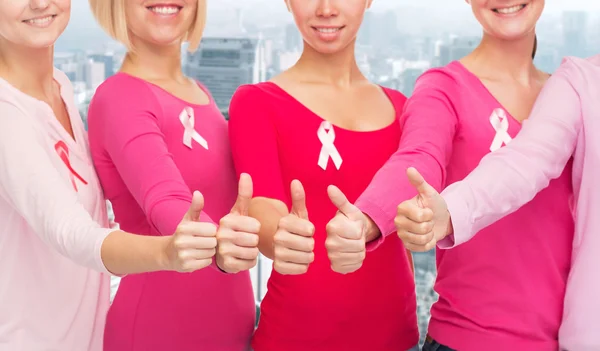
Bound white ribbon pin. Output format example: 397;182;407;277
489;108;512;152
179;107;208;150
317;121;343;170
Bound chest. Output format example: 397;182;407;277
156;101;237;200
479;79;543;123
280;87;396;132
44;123;106;223
274;113;401;203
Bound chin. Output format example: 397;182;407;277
306;42;350;55
23;36;60;49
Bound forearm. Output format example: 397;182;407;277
100;230;170;276
248;197;288;260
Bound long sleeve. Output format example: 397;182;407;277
355;71;459;248
88;79;214;236
440;69;582;248
229;85;288;206
0;102;112;273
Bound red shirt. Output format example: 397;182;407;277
229;82;419;351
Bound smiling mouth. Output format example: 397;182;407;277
493;4;527;14
23;15;56;25
312;26;345;34
147;5;183;15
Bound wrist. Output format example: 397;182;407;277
444;210;454;237
363;214;381;243
156;236;173;271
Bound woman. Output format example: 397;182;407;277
87;0;259;350
0;0;237;350
228;0;419;350
395;54;600;351
332;0;574;350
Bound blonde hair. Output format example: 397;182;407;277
88;0;206;52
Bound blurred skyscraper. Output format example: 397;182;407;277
184;37;268;119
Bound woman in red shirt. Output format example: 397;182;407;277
228;0;418;350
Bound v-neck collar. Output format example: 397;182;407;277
0;68;85;158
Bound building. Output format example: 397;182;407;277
89;53;116;79
285;23;302;52
562;11;588;58
84;59;106;91
184;36;267;119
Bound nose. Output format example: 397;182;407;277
29;0;51;10
316;0;339;18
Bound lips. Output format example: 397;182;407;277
493;4;526;14
23;14;56;25
147;4;183;15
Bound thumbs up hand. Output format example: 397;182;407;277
165;191;218;272
395;167;450;252
273;180;316;275
325;185;370;274
216;173;261;273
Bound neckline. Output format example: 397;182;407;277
116;72;214;108
0;68;82;149
451;61;523;126
261;81;400;134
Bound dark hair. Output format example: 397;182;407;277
532;35;537;59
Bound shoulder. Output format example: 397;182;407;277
552;55;600;88
0;100;39;142
379;86;407;114
415;62;463;90
229;82;283;115
89;73;161;118
53;68;75;95
231;82;282;105
93;73;157;105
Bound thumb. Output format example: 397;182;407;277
327;185;361;220
290;179;309;220
231;173;253;216
185;191;205;221
407;167;438;201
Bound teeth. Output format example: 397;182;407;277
149;6;180;15
316;28;340;34
496;4;525;14
26;16;53;25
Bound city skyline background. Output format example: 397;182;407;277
57;0;597;347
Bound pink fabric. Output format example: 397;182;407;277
0;69;112;350
88;73;254;351
356;61;574;351
441;55;600;351
229;83;418;351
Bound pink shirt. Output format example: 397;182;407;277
229;83;418;351
442;55;600;351
87;73;255;351
0;69;112;350
356;62;574;350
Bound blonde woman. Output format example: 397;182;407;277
0;0;251;350
87;1;259;350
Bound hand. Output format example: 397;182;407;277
216;173;261;273
273;180;315;275
395;167;451;252
325;185;368;274
164;191;218;272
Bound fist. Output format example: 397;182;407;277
216;173;261;273
166;191;218;273
273;180;315;275
325;185;367;274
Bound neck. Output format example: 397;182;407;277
0;40;55;100
292;40;364;87
467;31;539;83
120;37;185;83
